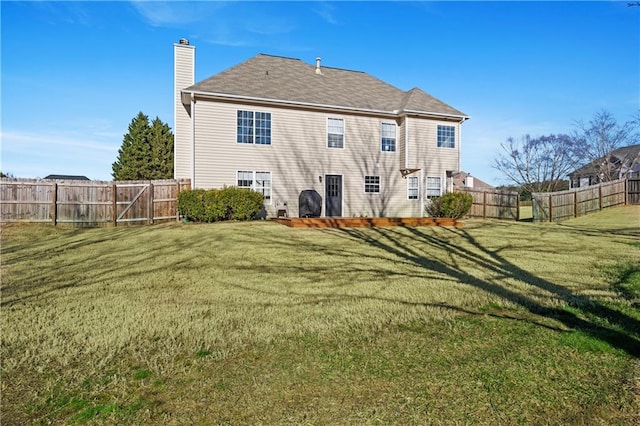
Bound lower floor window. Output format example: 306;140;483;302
365;175;380;193
426;176;441;199
237;170;271;202
407;176;419;200
570;177;580;188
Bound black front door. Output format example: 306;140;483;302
325;175;342;217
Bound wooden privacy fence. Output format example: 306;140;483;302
455;188;520;220
628;175;640;204
1;178;191;226
531;178;628;222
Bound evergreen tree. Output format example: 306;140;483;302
148;117;175;180
112;112;174;180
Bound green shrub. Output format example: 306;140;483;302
219;186;265;221
177;189;207;221
203;189;225;222
177;187;265;222
425;192;473;219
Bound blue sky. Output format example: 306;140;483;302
2;1;638;184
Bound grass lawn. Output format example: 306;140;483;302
1;205;639;425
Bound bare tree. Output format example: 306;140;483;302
572;110;639;182
493;134;579;195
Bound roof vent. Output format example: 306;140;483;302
179;38;190;45
315;57;322;75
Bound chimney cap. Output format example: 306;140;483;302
179;38;190;45
315;57;322;75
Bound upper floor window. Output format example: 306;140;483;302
237;110;271;144
407;176;419;200
426;176;442;198
381;123;396;152
327;118;344;148
365;175;380;193
437;125;455;148
237;170;272;202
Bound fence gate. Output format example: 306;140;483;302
116;183;152;224
0;178;190;226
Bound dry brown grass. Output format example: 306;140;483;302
1;206;639;424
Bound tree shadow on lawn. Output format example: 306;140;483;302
328;225;640;358
0;225;210;308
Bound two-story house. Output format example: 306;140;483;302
174;39;468;218
569;144;640;188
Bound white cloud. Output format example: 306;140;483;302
1;130;118;180
1;131;117;153
31;2;94;26
312;2;339;25
129;1;306;48
129;1;227;27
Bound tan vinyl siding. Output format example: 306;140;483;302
174;44;195;180
190;100;420;217
398;117;407;170
406;116;460;176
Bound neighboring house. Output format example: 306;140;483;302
174;39;468;218
452;171;494;191
43;174;90;181
569;144;640;188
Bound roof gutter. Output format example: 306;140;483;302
182;89;468;121
401;109;469;122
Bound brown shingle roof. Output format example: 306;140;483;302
186;54;467;118
569;144;640;177
452;171;494;190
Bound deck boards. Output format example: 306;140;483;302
273;217;462;229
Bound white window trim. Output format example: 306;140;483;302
237;110;272;145
364;175;381;194
327;117;345;149
437;124;456;149
426;175;442;199
407;175;419;200
236;170;272;204
381;122;396;153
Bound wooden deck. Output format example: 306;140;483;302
273;217;463;229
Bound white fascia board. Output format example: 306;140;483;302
182;90;400;117
401;109;469;122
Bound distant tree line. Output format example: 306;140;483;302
493;110;639;197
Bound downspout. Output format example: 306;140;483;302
457;118;463;174
191;94;196;187
418;170;427;217
404;116;409;170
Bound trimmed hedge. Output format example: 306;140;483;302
425;192;473;219
178;187;265;222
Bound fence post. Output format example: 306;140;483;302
148;182;154;225
548;194;553;222
599;182;604;210
51;182;58;226
624;178;628;205
176;180;182;222
483;191;487;219
573;191;577;218
112;184;117;227
516;194;520;221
